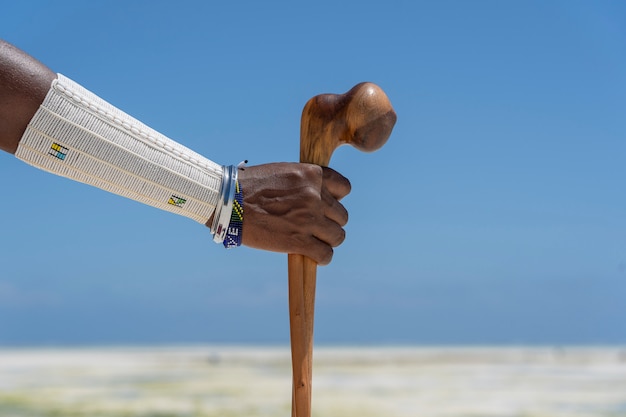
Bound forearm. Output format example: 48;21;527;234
0;40;56;154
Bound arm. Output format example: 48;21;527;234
0;40;56;154
0;40;350;265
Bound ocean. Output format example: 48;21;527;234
0;345;625;417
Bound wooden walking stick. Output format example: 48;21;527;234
288;82;396;417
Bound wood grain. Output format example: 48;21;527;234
288;82;396;417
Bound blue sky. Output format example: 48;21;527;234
1;0;625;346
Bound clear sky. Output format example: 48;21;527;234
1;0;625;346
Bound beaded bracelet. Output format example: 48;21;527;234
223;179;244;248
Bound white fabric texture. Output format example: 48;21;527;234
16;74;224;224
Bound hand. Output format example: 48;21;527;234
237;162;351;265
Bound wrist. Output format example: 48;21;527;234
211;161;246;246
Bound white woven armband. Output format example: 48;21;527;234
16;74;224;225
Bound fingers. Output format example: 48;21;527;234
300;235;336;266
312;244;334;266
302;166;349;264
322;188;349;226
322;166;351;200
313;215;346;248
307;215;346;265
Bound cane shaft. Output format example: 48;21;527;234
288;254;317;417
288;82;396;417
288;253;311;417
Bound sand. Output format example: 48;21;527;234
1;346;625;417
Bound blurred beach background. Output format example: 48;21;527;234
2;345;626;417
2;1;626;416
